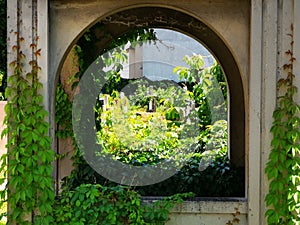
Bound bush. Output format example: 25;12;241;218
53;184;193;225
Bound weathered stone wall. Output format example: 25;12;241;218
167;200;247;225
56;47;79;188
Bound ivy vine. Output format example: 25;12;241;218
0;34;55;224
53;184;193;225
55;83;73;140
265;24;300;224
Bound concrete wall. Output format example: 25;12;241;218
56;48;78;188
167;200;247;225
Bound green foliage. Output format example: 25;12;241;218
59;28;160;192
57;30;243;225
97;86;195;166
0;37;54;224
75;24;156;83
53;184;145;225
142;192;194;225
99;48;129;96
55;82;95;191
54;83;76;163
59;38;244;197
137;120;244;197
62;50;244;197
0;167;6;224
53;184;193;225
174;55;227;126
55;83;73;139
265;26;300;224
127;79;188;111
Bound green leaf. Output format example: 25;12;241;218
75;200;81;207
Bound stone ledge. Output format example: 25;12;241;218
142;197;247;214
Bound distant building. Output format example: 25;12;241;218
121;29;214;81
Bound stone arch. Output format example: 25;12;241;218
51;4;246;186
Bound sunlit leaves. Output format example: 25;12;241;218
265;31;300;224
0;41;55;224
53;184;193;224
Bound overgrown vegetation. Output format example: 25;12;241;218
0;35;55;224
58;26;244;199
53;28;198;224
265;24;300;224
53;184;193;225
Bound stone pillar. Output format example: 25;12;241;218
249;1;297;224
7;0;49;113
7;0;49;222
248;0;263;224
260;1;279;224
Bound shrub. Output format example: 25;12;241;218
53;184;193;225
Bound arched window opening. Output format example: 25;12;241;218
56;7;245;198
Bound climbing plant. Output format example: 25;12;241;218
0;34;55;224
53;184;193;225
265;24;300;224
55;83;73;140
